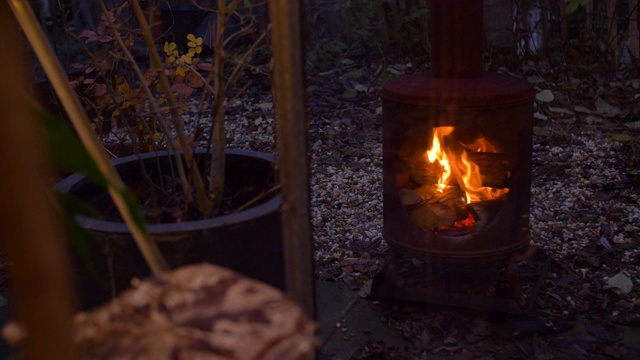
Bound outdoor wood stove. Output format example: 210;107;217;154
374;0;542;312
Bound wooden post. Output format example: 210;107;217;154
607;0;619;70
630;0;639;59
0;2;79;358
269;1;316;319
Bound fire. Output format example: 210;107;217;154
462;135;500;153
424;126;455;192
425;127;509;204
458;150;509;203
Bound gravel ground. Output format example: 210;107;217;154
170;61;640;314
104;59;640;334
226;62;640;327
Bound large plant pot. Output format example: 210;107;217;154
56;149;284;309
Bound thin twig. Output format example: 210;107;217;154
131;0;212;216
234;184;282;213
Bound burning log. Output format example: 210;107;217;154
409;161;445;185
402;151;509;189
405;186;468;230
466;152;510;189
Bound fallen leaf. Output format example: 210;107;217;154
78;29;96;38
585;115;603;125
625;121;640;129
549;107;574;115
196;62;212;71
187;71;204;88
341;58;354;65
342;89;358;99
533;126;552;136
536;89;555;103
354;84;369;92
610;134;634;143
527;75;544;84
346;69;362;78
93;83;107;97
358;279;372;298
534;112;548;120
170;83;193;97
606;273;633;294
599;236;613;249
574;105;592;113
257;102;273;111
594;97;621;117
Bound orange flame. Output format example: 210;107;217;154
424;126;455;192
424;127;509;203
458;150;509;203
462;135;501;153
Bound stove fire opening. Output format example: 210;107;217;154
398;126;511;236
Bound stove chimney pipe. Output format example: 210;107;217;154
430;0;484;78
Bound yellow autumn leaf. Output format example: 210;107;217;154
187;34;203;55
164;41;176;54
146;133;163;142
187;34;202;47
116;81;130;94
180;54;193;65
176;65;189;77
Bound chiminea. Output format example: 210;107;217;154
378;0;536;309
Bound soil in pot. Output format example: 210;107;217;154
57;149;284;309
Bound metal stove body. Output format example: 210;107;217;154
375;0;542;312
382;73;534;263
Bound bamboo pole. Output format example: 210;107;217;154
269;1;316;319
7;0;168;275
0;2;79;358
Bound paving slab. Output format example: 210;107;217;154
316;281;410;359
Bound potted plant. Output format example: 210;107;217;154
19;0;283;309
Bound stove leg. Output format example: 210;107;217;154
385;250;403;286
505;258;526;306
422;261;433;279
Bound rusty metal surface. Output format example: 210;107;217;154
381;0;535;264
381;72;535;107
430;0;484;78
371;247;550;314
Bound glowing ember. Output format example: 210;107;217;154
434;213;476;234
453;213;476;229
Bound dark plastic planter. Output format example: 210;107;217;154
160;5;209;46
56;149;284;309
